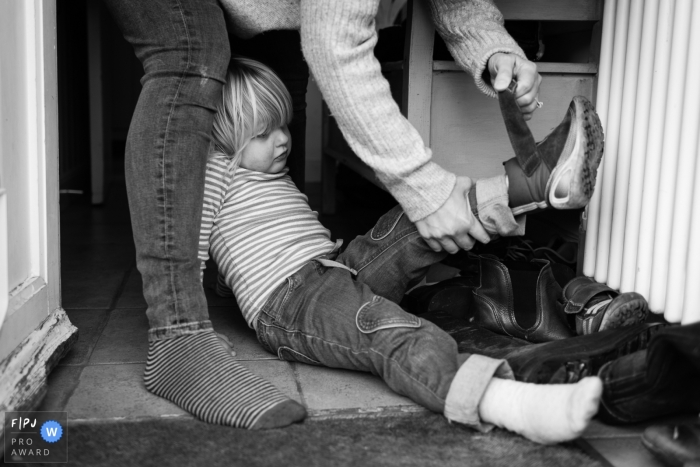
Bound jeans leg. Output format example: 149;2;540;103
230;31;309;191
256;262;510;425
337;205;447;303
103;0;231;337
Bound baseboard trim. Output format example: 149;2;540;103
0;307;78;443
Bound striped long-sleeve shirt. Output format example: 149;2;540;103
198;157;336;329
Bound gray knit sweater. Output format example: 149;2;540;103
219;0;526;221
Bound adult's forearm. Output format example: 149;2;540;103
300;0;455;222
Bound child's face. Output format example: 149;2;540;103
240;125;292;174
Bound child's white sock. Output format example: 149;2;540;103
478;376;602;444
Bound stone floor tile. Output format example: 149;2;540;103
584;414;699;439
89;309;149;364
61;310;110;366
36;366;84;412
114;268;147;309
239;360;302;404
295;365;417;412
59;187;131;228
61;268;128;309
584;437;665;467
64;364;186;421
61;246;133;309
209;308;275;361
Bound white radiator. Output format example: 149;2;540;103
583;0;700;324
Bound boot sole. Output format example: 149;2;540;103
598;293;649;332
504;323;665;384
546;96;605;209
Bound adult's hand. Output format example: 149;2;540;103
415;176;490;254
488;52;542;121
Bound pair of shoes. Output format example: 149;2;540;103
562;276;649;335
470;254;649;342
498;80;605;216
642;423;700;467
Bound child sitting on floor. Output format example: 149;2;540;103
198;56;602;444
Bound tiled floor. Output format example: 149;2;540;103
42;170;691;466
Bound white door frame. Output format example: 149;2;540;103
0;0;77;434
0;0;62;355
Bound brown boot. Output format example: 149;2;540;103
499;80;605;216
471;254;574;343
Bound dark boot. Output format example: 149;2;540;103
562;276;649;335
471;255;574;343
452;322;667;384
503;323;666;384
499;80;605;216
642;423;700;467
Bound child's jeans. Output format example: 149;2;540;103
256;205;514;429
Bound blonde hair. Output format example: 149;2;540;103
209;57;293;173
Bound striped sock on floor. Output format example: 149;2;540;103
144;329;306;429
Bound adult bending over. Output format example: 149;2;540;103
102;0;540;429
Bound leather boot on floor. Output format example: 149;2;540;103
499;80;605;216
597;321;700;424
642;423;700;467
562;276;649;335
454;322;667;384
471;254;574;343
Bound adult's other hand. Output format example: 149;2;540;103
488;52;542;121
415;176;490;254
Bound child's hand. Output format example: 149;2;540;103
415;176;490;254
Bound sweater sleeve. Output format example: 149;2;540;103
300;0;456;222
198;158;229;282
427;0;527;98
299;0;525;221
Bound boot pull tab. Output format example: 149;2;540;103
498;79;541;177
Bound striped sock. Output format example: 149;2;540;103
144;330;306;429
